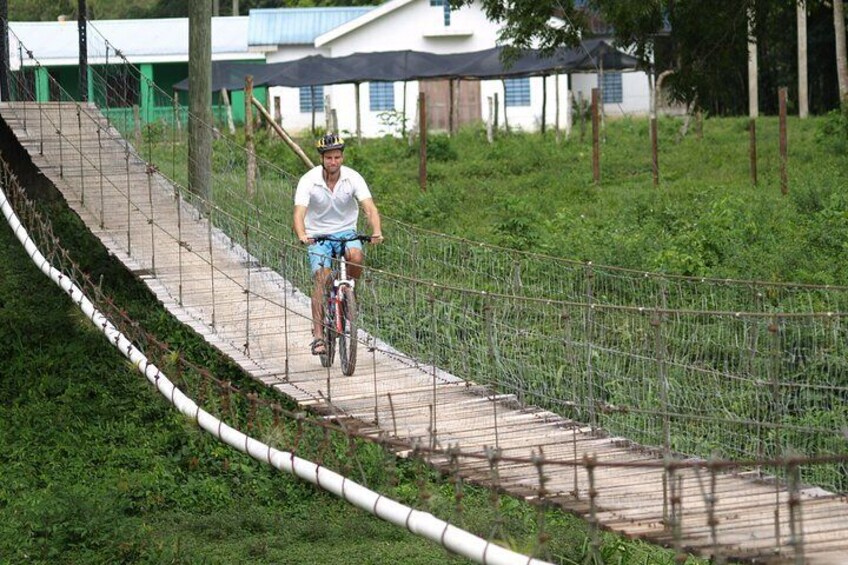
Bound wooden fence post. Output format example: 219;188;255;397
245;75;256;197
651;115;659;186
778;87;788;195
273;96;282;127
541;75;547;135
419;91;427;192
221;88;235;134
591;88;600;184
749;118;758;186
486;96;494;143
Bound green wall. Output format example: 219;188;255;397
36;60;268;128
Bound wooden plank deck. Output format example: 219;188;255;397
2;102;846;563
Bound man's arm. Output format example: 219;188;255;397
360;198;383;244
293;205;310;244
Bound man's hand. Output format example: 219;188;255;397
299;235;312;245
370;233;384;245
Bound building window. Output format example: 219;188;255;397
430;0;450;25
504;77;531;107
299;85;324;112
369;82;394;111
600;72;623;104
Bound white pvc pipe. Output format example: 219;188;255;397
1;189;553;565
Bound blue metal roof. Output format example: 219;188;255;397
248;7;374;46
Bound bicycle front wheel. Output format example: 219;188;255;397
337;285;358;376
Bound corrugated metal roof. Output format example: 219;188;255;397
8;17;260;67
247;7;374;46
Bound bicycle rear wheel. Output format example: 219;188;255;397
337;285;358;376
319;288;336;368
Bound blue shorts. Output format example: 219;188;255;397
307;229;363;274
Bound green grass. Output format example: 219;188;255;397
343;114;848;283
160;112;848;286
143;112;848;286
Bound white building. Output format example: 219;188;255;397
248;0;651;138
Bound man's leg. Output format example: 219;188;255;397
311;268;331;344
346;247;365;279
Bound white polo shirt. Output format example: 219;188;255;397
294;165;373;236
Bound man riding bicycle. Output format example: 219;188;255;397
293;133;383;356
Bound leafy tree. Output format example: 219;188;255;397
451;0;585;56
451;0;843;115
8;0;76;21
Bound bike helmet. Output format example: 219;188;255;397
316;132;345;154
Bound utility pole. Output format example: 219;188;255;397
0;0;9;101
188;0;212;204
79;0;88;102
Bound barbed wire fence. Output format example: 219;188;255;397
1;23;847;563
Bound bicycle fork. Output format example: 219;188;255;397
332;280;354;334
333;257;354;334
331;287;343;333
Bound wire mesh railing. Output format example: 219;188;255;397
2;22;848;562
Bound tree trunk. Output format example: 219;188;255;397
232;0;239;16
188;0;212;204
220;88;235;134
747;7;759;118
797;0;808;118
835;0;848;104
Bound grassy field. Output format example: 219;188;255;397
261;111;847;284
0;142;702;563
144;109;848;283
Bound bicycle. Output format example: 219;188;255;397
311;234;372;376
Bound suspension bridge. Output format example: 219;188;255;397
1;61;847;564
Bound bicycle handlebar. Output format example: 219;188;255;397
310;234;374;244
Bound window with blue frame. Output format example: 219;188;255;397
299;85;324;112
600;72;623;104
430;0;450;25
504;78;531;107
369;82;394;111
